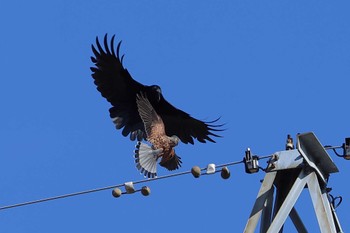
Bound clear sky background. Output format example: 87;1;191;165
1;1;349;232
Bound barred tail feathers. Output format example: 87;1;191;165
134;142;161;178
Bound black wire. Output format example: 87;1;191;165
324;145;344;157
0;154;277;211
0;159;245;211
332;148;343;157
0;184;123;211
328;193;343;209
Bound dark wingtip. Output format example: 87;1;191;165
202;117;226;143
111;35;116;56
95;36;105;55
91;43;99;58
104;34;111;55
116;40;122;59
90;56;97;63
206;117;227;132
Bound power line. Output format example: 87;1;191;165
0;184;119;211
5;137;344;212
0;160;247;211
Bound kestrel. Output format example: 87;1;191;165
134;93;182;178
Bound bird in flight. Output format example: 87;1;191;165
134;93;182;178
90;34;223;175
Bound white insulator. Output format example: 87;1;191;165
124;182;135;194
206;163;216;174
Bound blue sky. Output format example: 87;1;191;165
1;1;349;232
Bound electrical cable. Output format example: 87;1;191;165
324;145;344;157
0;159;248;211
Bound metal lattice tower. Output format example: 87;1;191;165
244;132;343;233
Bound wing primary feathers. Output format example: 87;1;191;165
103;34;111;55
136;93;155;138
91;44;99;59
90;56;97;63
208;126;225;132
111;35;116;57
205;117;222;124
206;117;226;130
95;36;105;55
204;117;226;139
117;40;122;60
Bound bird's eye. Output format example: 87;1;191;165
152;85;162;93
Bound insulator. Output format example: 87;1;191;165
191;166;201;178
344;138;350;160
206;163;216;174
244;148;259;174
141;186;151;196
221;166;230;179
286;134;294;150
112;188;122;198
124;182;136;194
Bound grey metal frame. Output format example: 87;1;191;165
244;132;343;233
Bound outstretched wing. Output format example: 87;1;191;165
90;34;147;140
136;93;166;144
155;97;223;144
91;34;144;104
91;34;223;144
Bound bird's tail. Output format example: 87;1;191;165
134;142;161;178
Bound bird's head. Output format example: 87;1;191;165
150;85;162;102
170;135;180;146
